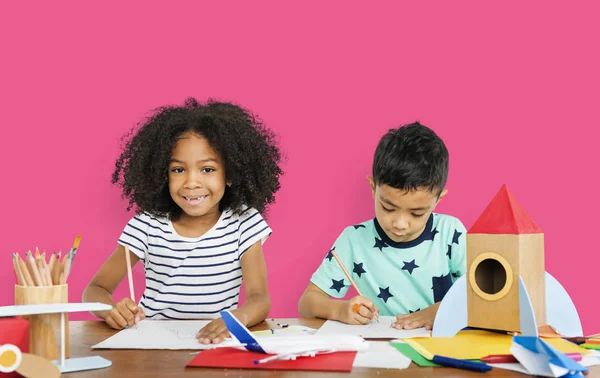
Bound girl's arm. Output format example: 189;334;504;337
197;240;270;343
82;244;140;321
230;240;271;327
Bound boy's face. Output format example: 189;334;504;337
368;177;446;243
168;132;227;221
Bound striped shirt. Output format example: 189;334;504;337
118;207;271;320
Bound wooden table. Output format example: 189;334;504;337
69;318;599;377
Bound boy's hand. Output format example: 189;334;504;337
106;298;145;329
197;318;230;344
336;296;379;325
392;303;439;330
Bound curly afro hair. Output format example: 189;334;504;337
112;97;283;219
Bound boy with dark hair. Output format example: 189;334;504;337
298;122;466;330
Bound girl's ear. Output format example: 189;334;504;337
226;181;232;187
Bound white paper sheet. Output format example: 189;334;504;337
316;316;431;339
352;341;411;369
91;320;236;350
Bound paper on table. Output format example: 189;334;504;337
316;316;430;339
91;320;236;350
352;341;411;369
490;355;600;376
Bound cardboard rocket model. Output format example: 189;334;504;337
432;185;583;337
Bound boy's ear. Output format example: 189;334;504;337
436;189;448;205
367;176;376;199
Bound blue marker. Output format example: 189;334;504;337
432;355;492;373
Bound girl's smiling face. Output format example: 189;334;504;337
168;132;227;222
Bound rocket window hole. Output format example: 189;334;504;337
474;258;507;295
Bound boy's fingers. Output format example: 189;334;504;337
357;305;374;319
358;297;376;312
352;312;372;325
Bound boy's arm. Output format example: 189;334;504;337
82;244;140;320
298;282;345;320
298;282;377;324
197;240;270;343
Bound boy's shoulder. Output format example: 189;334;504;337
431;212;467;242
432;212;466;229
337;218;375;239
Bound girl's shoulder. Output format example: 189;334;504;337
124;211;172;234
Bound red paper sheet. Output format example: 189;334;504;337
0;317;29;378
187;347;356;371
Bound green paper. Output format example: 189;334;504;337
581;343;600;350
391;343;440;367
390;343;482;367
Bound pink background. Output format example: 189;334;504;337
1;2;599;333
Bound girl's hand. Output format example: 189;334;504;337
197;318;230;344
106;298;145;329
336;296;379;325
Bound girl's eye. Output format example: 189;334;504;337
202;167;215;173
412;213;426;218
171;167;184;173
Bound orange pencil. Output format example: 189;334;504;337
330;248;379;321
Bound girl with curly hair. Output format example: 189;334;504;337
83;97;283;344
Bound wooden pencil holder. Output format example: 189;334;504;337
14;284;69;360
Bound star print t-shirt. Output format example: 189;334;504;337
310;213;466;316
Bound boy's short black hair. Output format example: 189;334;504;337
112;97;283;218
372;122;448;195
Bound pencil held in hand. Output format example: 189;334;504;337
331;248;379;321
124;245;136;301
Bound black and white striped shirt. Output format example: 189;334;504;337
118;207;271;320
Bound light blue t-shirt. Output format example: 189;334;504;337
310;213;466;316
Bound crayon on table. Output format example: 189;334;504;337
432;355;492;373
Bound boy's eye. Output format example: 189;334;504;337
412;213;426;218
381;204;394;212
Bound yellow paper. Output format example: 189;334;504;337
405;330;590;360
